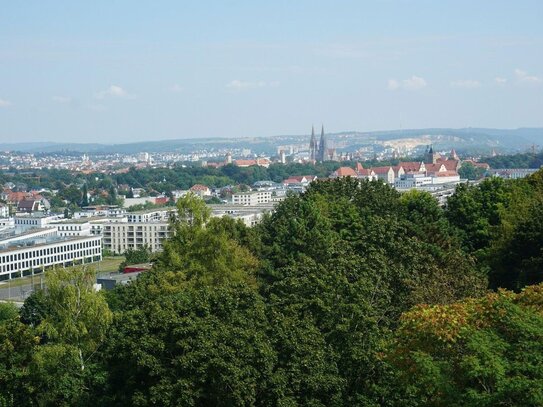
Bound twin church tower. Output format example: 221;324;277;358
309;125;329;163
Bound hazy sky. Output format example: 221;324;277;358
1;0;542;143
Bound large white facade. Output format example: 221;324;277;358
102;222;171;254
232;191;272;206
0;235;102;280
49;220;92;237
15;214;62;232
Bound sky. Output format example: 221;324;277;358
0;0;542;143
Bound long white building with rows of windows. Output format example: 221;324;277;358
0;227;102;280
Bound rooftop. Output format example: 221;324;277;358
0;234;101;254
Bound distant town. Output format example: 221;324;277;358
0;126;541;289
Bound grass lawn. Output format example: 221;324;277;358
95;256;126;274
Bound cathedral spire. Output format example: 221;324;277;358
318;125;327;162
309;125;317;161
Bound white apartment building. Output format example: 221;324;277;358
0;235;102;280
74;205;126;219
102;222;171;254
86;217;128;236
15;214;62;232
48;220;92;237
232;191;272;206
0;204;8;218
126;209;173;223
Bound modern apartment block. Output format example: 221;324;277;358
126;208;174;223
101;222;171;254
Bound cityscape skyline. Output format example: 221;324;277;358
1;1;542;143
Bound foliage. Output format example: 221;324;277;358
483;150;543;169
0;303;19;322
25;267;113;406
0;318;38;406
104;282;276;406
158;193;258;287
390;285;543;406
446;169;543;290
254;178;485;402
458;161;485;180
20;289;51;327
118;245;153;272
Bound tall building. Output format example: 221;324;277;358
317;125;327;162
425;145;440;164
309;126;317;161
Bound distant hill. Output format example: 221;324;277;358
1;128;541;155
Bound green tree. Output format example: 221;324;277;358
118;245;153;272
81;183;89;207
28;267;113;406
389;284;543;407
458;161;485;180
158;193;258;287
104;283;276;406
0;302;19;322
20;289;51;328
256;178;484;403
0;319;38;406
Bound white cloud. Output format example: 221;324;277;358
403;76;427;90
495;77;507;85
0;98;12;108
95;85;134;99
171;84;184;93
387;79;400;90
226;80;279;90
52;95;72;104
450;79;481;89
514;69;541;84
387;75;427;91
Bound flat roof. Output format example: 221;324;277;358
0;234;101;254
0;227;56;242
127;208;174;215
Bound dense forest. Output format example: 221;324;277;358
1;170;543;406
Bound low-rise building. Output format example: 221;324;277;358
48;219;93;237
15;214;63;232
395;173;433;189
0;233;102;280
189;184;211;197
232;191;272;206
488;168;539;179
371;166;395;184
